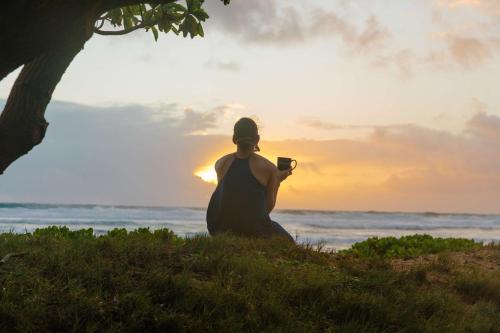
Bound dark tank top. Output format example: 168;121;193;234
206;155;274;237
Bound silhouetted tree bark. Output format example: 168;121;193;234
0;44;82;173
0;1;100;173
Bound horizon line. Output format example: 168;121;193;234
1;201;499;217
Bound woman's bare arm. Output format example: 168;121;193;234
266;170;279;213
214;154;234;183
266;166;292;213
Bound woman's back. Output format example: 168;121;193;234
205;117;294;242
206;155;274;236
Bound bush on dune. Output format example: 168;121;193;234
342;234;480;258
0;227;498;333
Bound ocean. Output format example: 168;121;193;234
1;203;499;250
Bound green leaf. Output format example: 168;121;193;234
197;22;204;37
185;15;198;38
192;8;209;21
163;3;187;13
151;25;159;41
123;16;133;29
109;8;123;26
99;0;226;39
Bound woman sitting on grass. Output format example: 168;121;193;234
206;117;295;243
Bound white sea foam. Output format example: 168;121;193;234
0;203;499;249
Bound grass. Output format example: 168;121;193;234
0;227;498;333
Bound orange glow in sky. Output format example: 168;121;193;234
192;150;309;196
185;122;500;214
194;165;218;185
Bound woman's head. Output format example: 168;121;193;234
233;117;260;151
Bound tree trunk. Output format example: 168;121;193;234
0;44;83;174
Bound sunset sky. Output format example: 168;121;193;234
1;0;500;213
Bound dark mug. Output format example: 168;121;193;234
277;157;297;171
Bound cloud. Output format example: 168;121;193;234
433;112;454;123
205;0;391;53
176;104;246;135
177;108;221;134
294;111;500;212
207;0;496;74
2;99;500;213
300;118;385;137
445;35;492;67
424;34;500;69
0;100;229;206
295;117;500;211
205;59;242;71
428;0;500;68
437;0;500;15
205;0;500;75
471;97;488;113
371;49;416;78
205;0;306;45
466;111;500;141
300;118;352;131
309;13;391;54
301;117;417;133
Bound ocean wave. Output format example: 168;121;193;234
275;208;499;218
0;202;107;210
299;223;499;231
0;202;202;212
2;203;498;218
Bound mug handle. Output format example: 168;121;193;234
290;159;297;170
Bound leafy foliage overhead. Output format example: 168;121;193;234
95;0;230;40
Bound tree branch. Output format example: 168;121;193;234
96;0;177;16
94;17;161;35
0;44;83;174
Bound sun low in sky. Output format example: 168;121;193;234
195;165;218;185
1;0;500;214
194;149;279;185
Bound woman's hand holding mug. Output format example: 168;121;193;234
277;157;297;182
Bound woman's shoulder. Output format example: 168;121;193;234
252;153;276;171
215;153;235;171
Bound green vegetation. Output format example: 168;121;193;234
343;234;481;258
0;227;498;333
96;0;230;41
